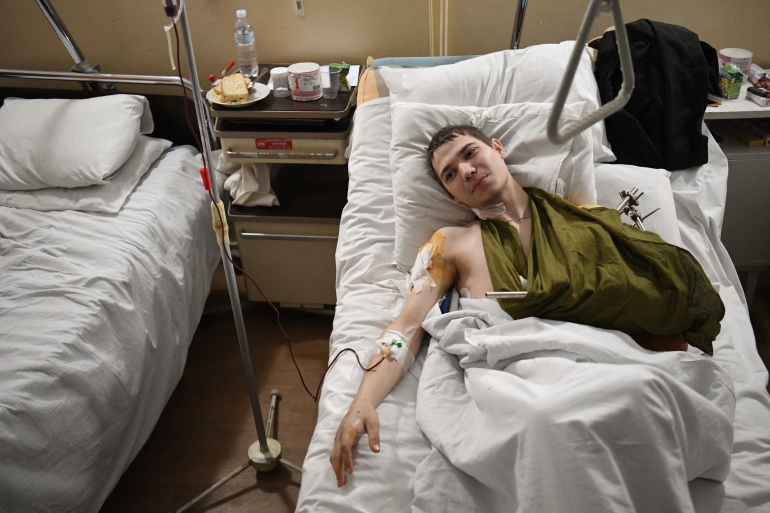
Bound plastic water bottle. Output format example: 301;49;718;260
234;9;258;78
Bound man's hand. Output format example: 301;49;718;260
330;402;380;487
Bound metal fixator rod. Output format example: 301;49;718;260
547;0;635;145
486;291;528;299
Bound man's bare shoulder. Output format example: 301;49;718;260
433;221;481;258
435;220;479;239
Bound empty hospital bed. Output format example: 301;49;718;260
0;87;221;512
296;44;770;512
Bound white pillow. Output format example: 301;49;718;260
390;101;596;271
0;95;153;190
0;136;170;213
593;163;682;247
379;41;615;164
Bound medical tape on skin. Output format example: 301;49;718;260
210;200;230;246
375;330;415;373
472;202;506;220
408;243;438;293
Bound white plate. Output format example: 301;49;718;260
206;81;270;107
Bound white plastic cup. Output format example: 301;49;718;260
270;67;291;97
321;68;341;100
719;48;753;84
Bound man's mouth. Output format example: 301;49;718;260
472;175;488;192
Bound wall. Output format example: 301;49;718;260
1;0;767;94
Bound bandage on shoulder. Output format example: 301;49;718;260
374;330;415;373
408;243;438;292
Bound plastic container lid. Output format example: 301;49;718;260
718;48;753;67
270;67;289;78
287;62;320;74
236;9;247;18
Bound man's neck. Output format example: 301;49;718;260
497;178;530;220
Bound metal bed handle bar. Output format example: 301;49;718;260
510;0;529;50
0;68;218;149
226;149;338;160
241;232;338;242
546;0;634;145
0;68;193;92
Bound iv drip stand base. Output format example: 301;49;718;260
170;390;303;513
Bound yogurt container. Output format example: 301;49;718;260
287;62;322;101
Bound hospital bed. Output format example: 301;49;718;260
296;45;770;512
0;86;221;512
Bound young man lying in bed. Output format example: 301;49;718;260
330;125;726;489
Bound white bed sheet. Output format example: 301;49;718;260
0;144;221;513
296;98;770;512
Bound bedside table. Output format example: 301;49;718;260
211;64;361;308
705;83;770;307
228;163;348;309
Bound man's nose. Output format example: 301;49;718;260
459;162;475;180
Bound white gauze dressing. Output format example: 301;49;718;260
375;329;415;373
472;203;506;220
409;243;438;292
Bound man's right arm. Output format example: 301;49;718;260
330;228;458;487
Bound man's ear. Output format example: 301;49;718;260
491;138;506;159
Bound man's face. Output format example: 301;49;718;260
431;134;509;208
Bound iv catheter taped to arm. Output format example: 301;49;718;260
375;330;415;374
210;200;230;247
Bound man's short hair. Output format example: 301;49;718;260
426;125;494;194
427;125;494;172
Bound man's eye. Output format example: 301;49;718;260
446;171;455;180
467;148;475;157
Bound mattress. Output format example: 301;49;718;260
0;145;221;512
296;98;770;512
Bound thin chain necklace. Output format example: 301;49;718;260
501;208;532;222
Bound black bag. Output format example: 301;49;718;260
593;19;719;171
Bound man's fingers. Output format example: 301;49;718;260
367;414;381;453
341;444;355;475
330;450;344;487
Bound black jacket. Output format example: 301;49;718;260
593;19;719;171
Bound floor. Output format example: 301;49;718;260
100;268;770;512
100;268;333;513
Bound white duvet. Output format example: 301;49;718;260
0;145;221;512
413;299;735;513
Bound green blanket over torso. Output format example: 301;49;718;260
481;188;724;355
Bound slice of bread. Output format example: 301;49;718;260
219;73;249;103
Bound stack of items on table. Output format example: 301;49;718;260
208;63;361;208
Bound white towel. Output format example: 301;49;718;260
211;150;280;207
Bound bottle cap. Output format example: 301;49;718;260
236;9;247;18
270;67;289;78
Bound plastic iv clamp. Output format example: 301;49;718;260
210;200;230;246
375;330;415;374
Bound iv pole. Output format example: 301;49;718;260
160;1;301;510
